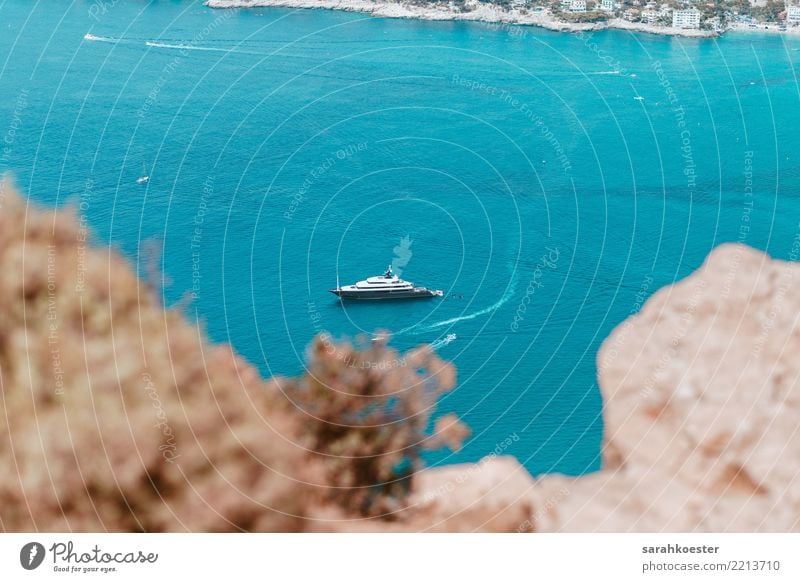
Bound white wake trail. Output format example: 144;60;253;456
84;33;117;43
412;271;519;334
144;41;263;56
145;41;229;52
428;333;457;350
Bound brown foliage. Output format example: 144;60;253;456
270;333;466;517
0;180;311;531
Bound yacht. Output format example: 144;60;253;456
330;266;443;300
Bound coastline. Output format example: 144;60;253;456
205;0;718;38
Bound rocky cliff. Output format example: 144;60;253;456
531;243;800;532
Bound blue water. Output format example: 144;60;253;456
2;1;800;476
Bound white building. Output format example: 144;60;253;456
600;0;616;11
642;9;659;23
672;8;701;28
560;0;572;9
570;0;587;11
788;5;800;24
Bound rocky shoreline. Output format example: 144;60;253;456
205;0;719;38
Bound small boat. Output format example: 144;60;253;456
330;266;443;300
136;161;150;184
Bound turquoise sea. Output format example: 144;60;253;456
2;1;800;476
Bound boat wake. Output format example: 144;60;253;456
144;41;262;55
589;70;622;75
145;41;230;52
83;35;265;56
411;271;519;334
428;333;457;350
84;33;116;43
416;295;509;332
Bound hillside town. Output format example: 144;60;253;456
206;0;800;36
489;0;798;32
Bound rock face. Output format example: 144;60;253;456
534;244;800;532
308;456;536;532
407;456;536;532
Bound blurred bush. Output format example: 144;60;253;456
272;333;466;517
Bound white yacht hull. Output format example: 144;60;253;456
329;287;441;300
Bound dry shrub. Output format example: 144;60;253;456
270;333;468;518
0;180;309;531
